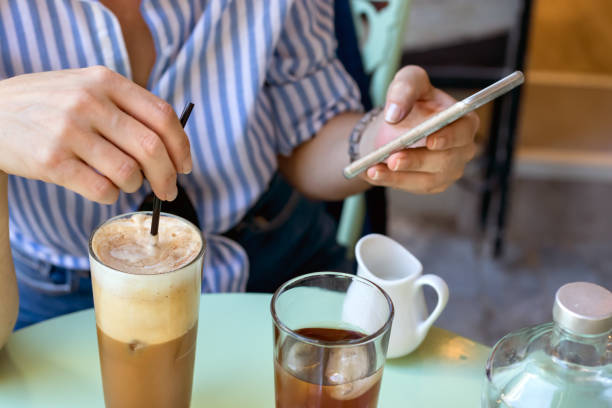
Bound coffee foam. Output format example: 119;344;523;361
92;214;201;275
90;214;203;345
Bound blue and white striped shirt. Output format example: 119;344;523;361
0;0;361;292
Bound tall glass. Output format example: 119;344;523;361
271;272;394;408
88;212;205;408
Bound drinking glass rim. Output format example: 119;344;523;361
270;271;394;348
88;211;206;276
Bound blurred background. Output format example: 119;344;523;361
385;0;612;346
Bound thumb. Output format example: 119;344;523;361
383;65;434;124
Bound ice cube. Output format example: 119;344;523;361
325;346;379;400
284;341;322;379
325;345;369;384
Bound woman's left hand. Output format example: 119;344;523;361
361;65;480;194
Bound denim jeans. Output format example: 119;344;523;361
12;247;93;330
225;174;354;293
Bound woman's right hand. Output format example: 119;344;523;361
0;66;192;203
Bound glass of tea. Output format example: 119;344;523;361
271;272;394;408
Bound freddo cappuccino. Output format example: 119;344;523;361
89;213;204;408
92;212;202;274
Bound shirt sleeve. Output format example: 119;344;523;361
265;0;363;156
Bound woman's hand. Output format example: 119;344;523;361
0;67;192;203
361;66;479;194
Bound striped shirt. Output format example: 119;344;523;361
0;0;361;292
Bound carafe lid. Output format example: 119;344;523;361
553;282;612;335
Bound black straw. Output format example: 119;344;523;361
150;196;162;236
150;102;195;236
180;102;194;127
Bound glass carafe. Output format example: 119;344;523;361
483;282;612;407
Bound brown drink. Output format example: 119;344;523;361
89;213;204;408
275;328;383;408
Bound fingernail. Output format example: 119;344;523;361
182;158;193;175
392;160;401;171
385;103;402;123
412;138;427;148
167;187;178;201
368;168;379;180
435;137;446;150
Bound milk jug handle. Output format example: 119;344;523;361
414;274;449;337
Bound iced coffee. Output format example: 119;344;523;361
271;272;394;408
89;212;204;408
275;327;384;407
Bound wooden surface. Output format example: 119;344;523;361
527;0;612;76
520;0;612;171
518;73;612;152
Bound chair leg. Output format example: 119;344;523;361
492;98;515;257
494;82;525;256
493;0;533;257
365;187;387;235
479;98;504;232
336;194;367;259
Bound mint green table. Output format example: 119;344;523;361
0;294;489;407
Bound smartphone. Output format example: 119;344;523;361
343;71;525;179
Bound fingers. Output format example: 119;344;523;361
52;158;119;204
72;131;143;194
90;101;178;201
0;67;189;205
426;112;480;151
384;65;434;124
363;142;477;193
368;64;481;195
385;144;476;174
87;66;193;174
363;163;452;195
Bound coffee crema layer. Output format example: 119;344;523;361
92;213;202;275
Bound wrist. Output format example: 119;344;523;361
348;107;383;162
360;112;384;158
